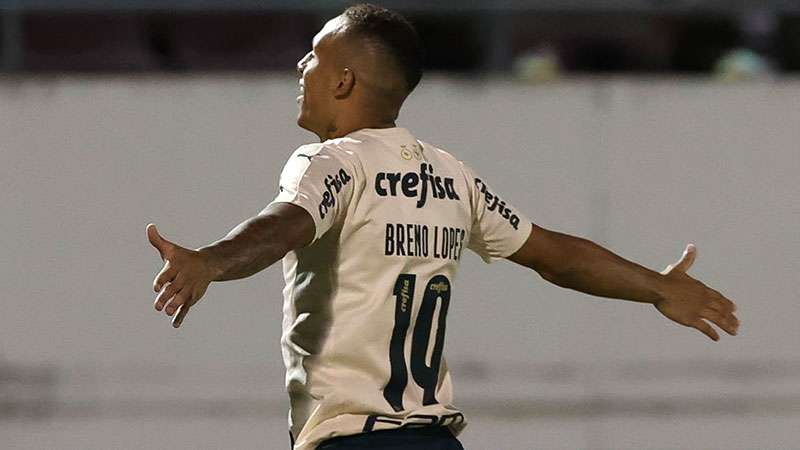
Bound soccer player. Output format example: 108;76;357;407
146;4;740;450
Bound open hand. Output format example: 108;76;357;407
147;223;214;328
655;244;740;341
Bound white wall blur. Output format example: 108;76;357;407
1;75;799;450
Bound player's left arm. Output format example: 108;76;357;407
507;224;740;341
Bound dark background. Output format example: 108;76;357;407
1;0;797;74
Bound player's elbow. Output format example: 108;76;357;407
511;225;589;286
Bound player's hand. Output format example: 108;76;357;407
654;244;739;341
147;223;214;328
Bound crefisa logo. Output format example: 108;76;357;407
318;169;352;219
375;163;460;208
474;178;521;230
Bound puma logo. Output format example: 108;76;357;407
297;154;315;161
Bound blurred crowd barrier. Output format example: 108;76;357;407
0;2;798;74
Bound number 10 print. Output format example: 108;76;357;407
384;274;452;412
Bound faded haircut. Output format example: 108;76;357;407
341;3;424;93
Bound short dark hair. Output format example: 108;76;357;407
342;3;424;93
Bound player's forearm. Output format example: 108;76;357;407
197;214;291;282
544;234;667;305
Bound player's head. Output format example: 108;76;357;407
295;3;424;141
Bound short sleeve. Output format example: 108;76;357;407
461;162;533;263
267;144;357;243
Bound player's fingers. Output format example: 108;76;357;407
726;311;740;334
147;224;169;259
700;308;736;336
706;286;735;307
153;263;177;292
711;290;737;312
706;295;740;334
693;319;720;342
154;282;181;311
164;290;190;316
705;299;726;313
704;290;736;316
172;303;191;328
672;244;697;273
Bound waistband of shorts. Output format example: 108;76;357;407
319;425;454;445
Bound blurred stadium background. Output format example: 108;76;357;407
1;1;798;449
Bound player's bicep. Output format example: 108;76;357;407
257;202;316;252
507;223;570;281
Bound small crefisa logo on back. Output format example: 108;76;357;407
375;163;459;208
318;169;352;219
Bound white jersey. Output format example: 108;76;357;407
268;127;532;450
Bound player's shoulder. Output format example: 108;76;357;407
282;141;363;187
291;142;326;158
292;141;343;158
289;140;361;166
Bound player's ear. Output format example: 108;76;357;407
334;68;355;99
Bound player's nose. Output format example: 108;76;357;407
296;52;310;77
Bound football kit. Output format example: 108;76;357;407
268;127;532;450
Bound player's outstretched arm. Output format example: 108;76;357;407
147;203;315;328
507;224;739;341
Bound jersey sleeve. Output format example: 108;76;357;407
461;162;533;264
267;144;357;243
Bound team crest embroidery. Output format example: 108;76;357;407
399;143;423;161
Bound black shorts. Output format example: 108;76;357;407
315;426;465;450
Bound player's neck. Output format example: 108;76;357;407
321;119;397;141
